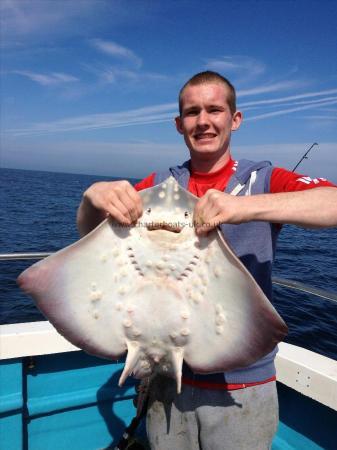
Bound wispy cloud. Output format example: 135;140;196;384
0;0;140;48
6;103;177;136
97;67;168;84
1;0;97;42
239;89;337;107
241;96;337;113
204;56;312;97
4;85;337;135
237;81;305;98
11;70;79;86
205;56;266;78
91;39;142;68
245;99;337;121
238;88;337;120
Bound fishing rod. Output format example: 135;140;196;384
292;142;318;172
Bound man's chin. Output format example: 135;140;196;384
188;145;231;163
191;147;221;158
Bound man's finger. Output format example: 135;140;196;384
193;190;220;223
107;195;133;224
114;186;142;223
125;185;143;220
195;215;222;235
193;200;208;226
194;202;220;228
117;192;139;223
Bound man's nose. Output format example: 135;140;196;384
196;110;210;127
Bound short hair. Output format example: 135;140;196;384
178;71;236;116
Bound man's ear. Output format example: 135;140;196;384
175;116;184;134
231;111;243;131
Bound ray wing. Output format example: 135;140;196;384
17;219;140;360
181;230;287;373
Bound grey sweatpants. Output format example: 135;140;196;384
146;376;279;450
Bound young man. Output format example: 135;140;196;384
77;72;337;449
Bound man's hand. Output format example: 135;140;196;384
77;180;143;236
194;189;245;235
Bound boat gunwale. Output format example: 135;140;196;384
1;320;337;411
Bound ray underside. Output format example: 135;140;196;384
17;177;287;391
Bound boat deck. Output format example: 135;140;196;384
1;321;337;449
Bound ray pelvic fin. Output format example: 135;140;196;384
118;342;141;387
171;347;184;393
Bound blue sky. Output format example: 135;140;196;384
1;0;337;181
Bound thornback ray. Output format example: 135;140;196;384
17;176;288;392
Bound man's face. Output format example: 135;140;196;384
175;83;242;161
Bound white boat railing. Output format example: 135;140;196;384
0;252;52;260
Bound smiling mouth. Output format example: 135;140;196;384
194;133;216;140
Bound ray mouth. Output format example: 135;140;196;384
146;221;183;233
